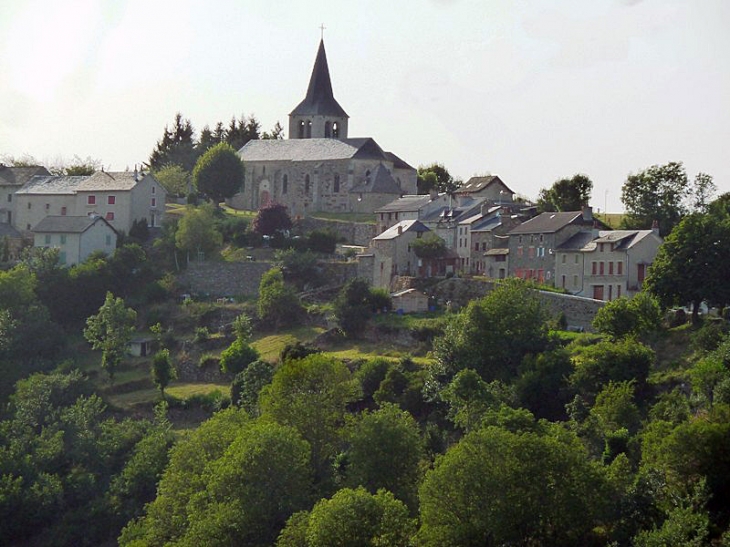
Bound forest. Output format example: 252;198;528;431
2;202;730;546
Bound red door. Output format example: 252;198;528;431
593;285;604;300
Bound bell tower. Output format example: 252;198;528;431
289;39;349;140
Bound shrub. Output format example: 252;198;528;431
219;338;260;374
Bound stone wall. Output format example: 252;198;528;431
428;277;604;331
177;261;272;298
294;216;377;246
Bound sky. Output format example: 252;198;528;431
1;0;728;213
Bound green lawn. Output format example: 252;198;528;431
252;326;326;361
309;211;376;224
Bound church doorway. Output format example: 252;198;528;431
260;190;271;206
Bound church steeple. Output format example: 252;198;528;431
289;39;349;139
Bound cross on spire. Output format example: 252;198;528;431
319;23;326;40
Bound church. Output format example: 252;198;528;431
229;39;417;217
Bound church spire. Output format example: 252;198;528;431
291;39;348;118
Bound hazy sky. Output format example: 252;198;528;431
1;0;728;212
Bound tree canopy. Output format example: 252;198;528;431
620;161;689;236
417;163;460;194
537;173;593;212
83;292;137;382
192;142;245;205
174;204;223;260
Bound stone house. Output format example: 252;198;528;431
32;215;117;266
368;219;430;289
14;170;166;235
555;228;663;300
374;193;450;235
0;164;50;226
391;288;429;314
453;174;515;204
507;207;597;285
465;210;521;276
230;39;416;216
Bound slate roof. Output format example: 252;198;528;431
454;175;514;196
557;229;658;252
350;163;402;195
17;171;152;195
0;223;22;238
374;219;430;240
239;137;392;163
290;40;348;118
32;215;116;234
508;211;585;235
0;165;50;187
384;151;415;171
375;194;437;214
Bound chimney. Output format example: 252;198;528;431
582;205;593;222
397;225;403;235
651;219;660;236
134;165;138;182
593;219;600;239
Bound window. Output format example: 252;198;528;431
44;234;51;245
482;242;487;251
562;254;566;264
599;262;605;275
538;247;545;257
561;275;566;288
60;235;66;245
88;195;96;205
617;261;623;275
600;243;604;252
332;122;340;138
7;194;11;203
528;246;535;258
108;195;116;205
475;242;479;251
517;246;523;257
61;206;67;216
27;202;31;209
608;285;613;300
305;174;310;194
617;285;621;297
151;197;157;207
298;121;305;138
592;261;597;275
152;186;156;194
283;174;288;194
45;203;50;210
306;121;312;138
573;274;579;287
106;212;114;221
609;262;614;275
575;255;579;264
333;174;340;193
638;264;646;283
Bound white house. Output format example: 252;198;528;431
32;215;117;266
15;170;165;235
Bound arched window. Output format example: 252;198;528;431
332;122;339;138
305;174;310;194
324;121;331;138
298;121;305;138
333;174;340;193
282;174;288;194
306;121;312;138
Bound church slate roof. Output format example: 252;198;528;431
0;165;50;187
239;137;392;163
32;215;116;234
350;163;402;195
290;40;348;118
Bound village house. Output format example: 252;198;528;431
463;208;522;276
452;174;515;204
555;227;663;300
507;207;599;284
14;169;165;236
364;219;430;289
230;39;417;216
374;193;450;235
32;215;117;266
0;164;50;226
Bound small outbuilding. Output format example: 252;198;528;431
391;288;429;314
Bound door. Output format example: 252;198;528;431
593;285;604;300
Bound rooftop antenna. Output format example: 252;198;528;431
320;23;326;40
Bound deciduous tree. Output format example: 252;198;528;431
174;204;222;261
537;173;593;212
620;161;689;236
83;292;137;382
151;349;176;399
192;142;244;205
